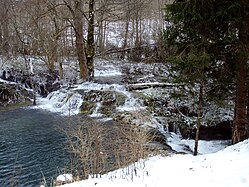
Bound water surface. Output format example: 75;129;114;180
0;108;70;186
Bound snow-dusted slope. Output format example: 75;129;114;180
57;139;249;187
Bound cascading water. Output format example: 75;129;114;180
34;81;146;118
33;89;84;116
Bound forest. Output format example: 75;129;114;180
0;0;249;186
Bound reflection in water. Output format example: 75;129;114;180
0;108;70;186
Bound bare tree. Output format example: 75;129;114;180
63;0;89;80
86;0;95;80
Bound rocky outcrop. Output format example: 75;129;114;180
135;86;233;141
113;111;172;151
166;120;233;141
0;83;33;107
39;72;61;97
79;90;126;117
1;68;61;98
191;121;233;140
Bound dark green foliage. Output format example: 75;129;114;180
164;0;249;153
165;0;249;144
164;0;240;100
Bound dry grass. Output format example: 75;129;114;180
62;115;155;182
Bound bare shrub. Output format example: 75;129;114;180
63;114;156;182
63;118;107;180
112;122;151;169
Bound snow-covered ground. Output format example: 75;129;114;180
57;139;249;187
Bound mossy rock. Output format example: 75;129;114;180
178;122;192;139
114;92;126;106
82;90;126;107
83;91;101;102
100;105;116;117
80;101;97;115
99;92;126;117
0;100;32;112
0;84;33;107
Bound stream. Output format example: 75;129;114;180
0;58;232;186
0;108;70;186
0;59;147;186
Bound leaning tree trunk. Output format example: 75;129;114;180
232;0;249;144
86;0;95;80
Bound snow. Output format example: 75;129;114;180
56;174;73;183
57;139;249;187
74;82;126;93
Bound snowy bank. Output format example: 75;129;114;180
57;139;249;187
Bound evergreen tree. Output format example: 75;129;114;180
165;0;218;156
232;0;249;144
165;0;249;149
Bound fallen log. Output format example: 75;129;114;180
96;43;156;57
127;82;184;91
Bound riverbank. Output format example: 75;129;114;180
57;139;249;187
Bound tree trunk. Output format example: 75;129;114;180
103;20;107;50
194;80;203;156
59;62;63;79
86;0;95;80
74;1;88;80
135;17;140;48
233;58;248;143
98;19;104;52
1;1;10;56
232;1;249;144
122;18;130;59
97;2;105;53
48;42;57;74
0;27;2;54
48;2;61;75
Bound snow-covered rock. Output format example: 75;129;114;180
56;174;73;185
